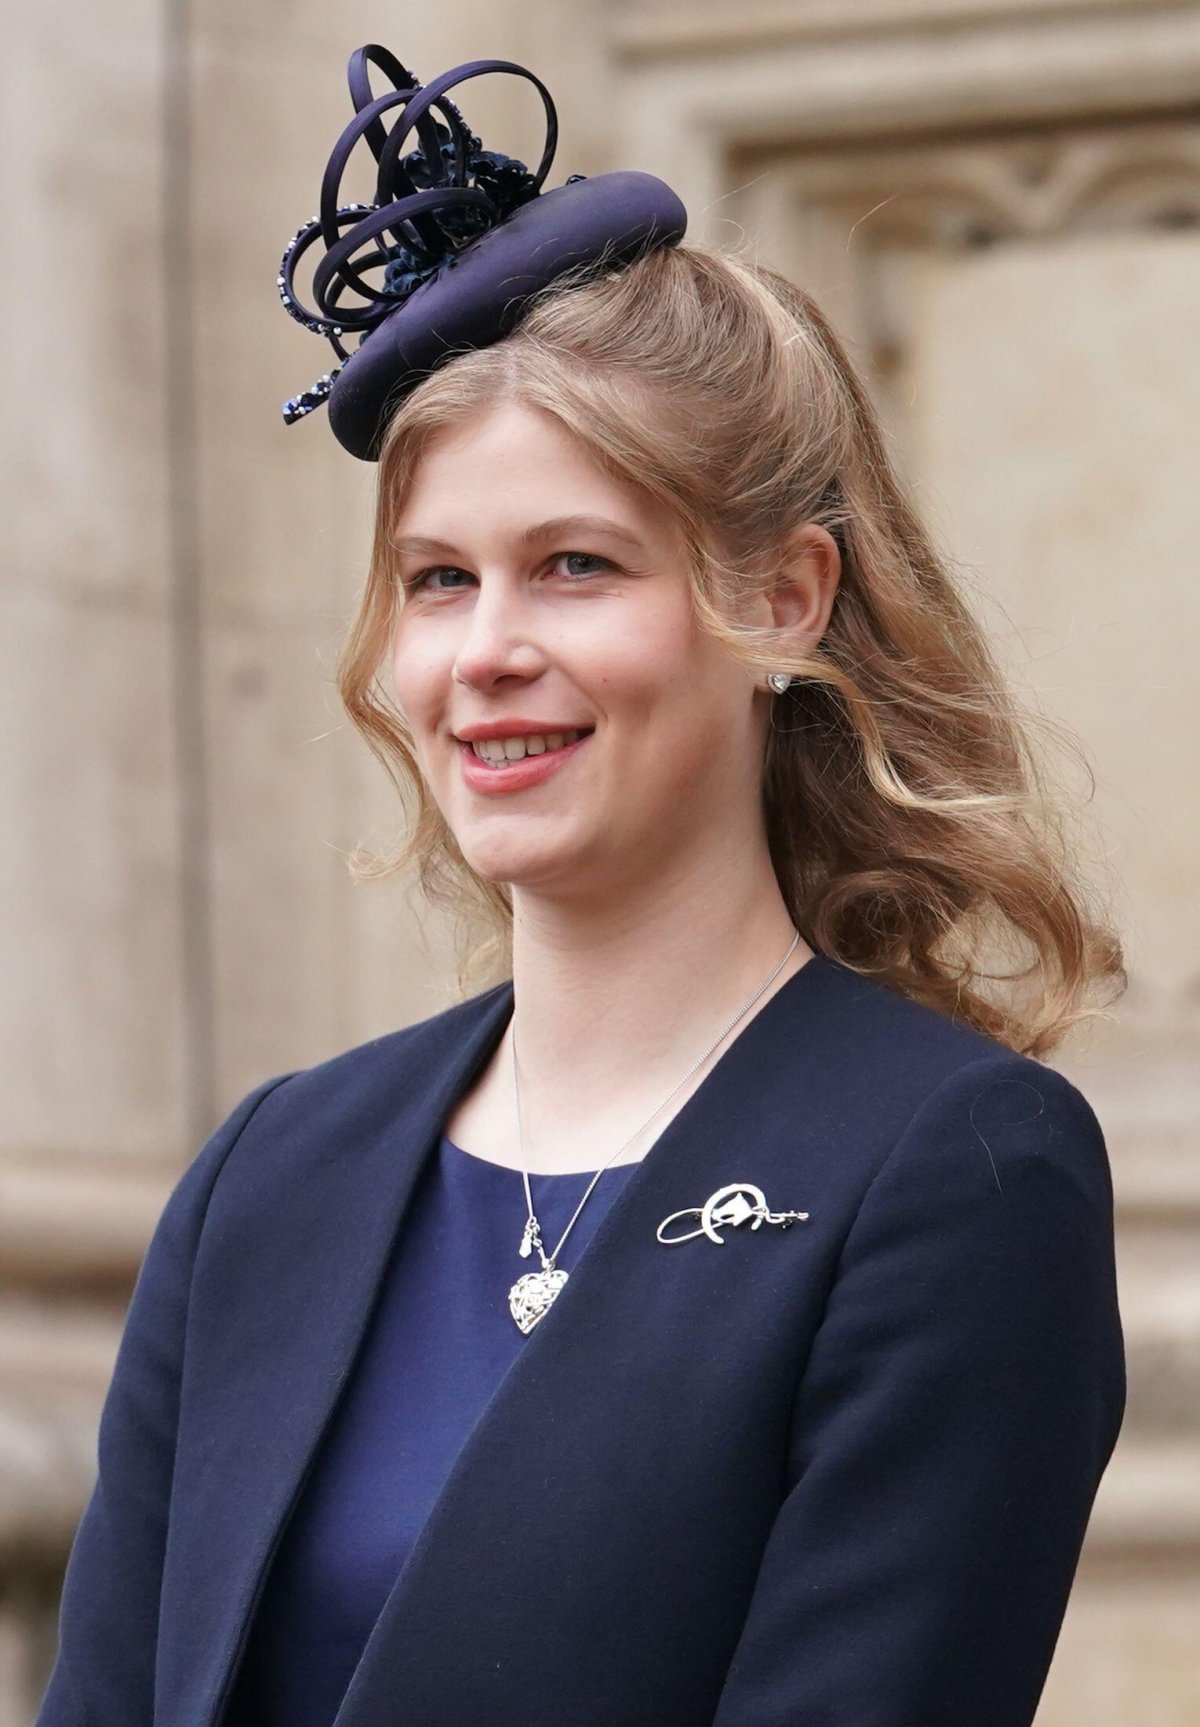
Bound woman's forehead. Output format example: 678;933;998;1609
392;401;678;549
405;398;607;483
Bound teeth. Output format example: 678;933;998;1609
470;728;586;764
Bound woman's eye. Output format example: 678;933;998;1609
405;553;613;594
406;565;470;593
555;552;613;580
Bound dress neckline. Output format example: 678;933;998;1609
442;1134;643;1179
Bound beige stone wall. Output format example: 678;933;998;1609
4;0;1197;1718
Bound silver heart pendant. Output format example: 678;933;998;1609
509;1266;569;1334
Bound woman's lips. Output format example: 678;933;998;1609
457;732;593;795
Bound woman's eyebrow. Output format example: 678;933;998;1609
391;516;645;559
391;533;460;558
520;515;645;550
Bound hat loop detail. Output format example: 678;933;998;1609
279;48;558;422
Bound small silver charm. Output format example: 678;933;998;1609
657;1182;810;1245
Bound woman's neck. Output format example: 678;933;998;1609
494;852;813;1172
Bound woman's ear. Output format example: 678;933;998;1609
760;522;842;655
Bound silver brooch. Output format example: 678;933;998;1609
656;1182;810;1245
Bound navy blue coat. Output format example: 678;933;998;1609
36;951;1125;1727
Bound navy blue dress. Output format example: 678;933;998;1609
226;1134;639;1726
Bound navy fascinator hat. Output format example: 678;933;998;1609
278;45;688;461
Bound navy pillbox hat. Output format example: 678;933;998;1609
278;45;688;461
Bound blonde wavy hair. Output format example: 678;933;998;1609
337;242;1125;1057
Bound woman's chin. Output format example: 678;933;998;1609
455;831;596;891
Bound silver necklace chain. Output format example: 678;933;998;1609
511;929;802;1277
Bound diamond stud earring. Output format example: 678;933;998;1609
767;672;793;694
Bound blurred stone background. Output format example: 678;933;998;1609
2;0;1198;1720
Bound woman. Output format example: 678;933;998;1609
37;45;1126;1727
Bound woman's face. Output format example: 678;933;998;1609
388;398;772;900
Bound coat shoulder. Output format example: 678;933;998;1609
809;958;1112;1215
791;952;1080;1127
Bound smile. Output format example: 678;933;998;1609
456;728;594;795
469;727;590;764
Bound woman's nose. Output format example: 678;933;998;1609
450;583;546;690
